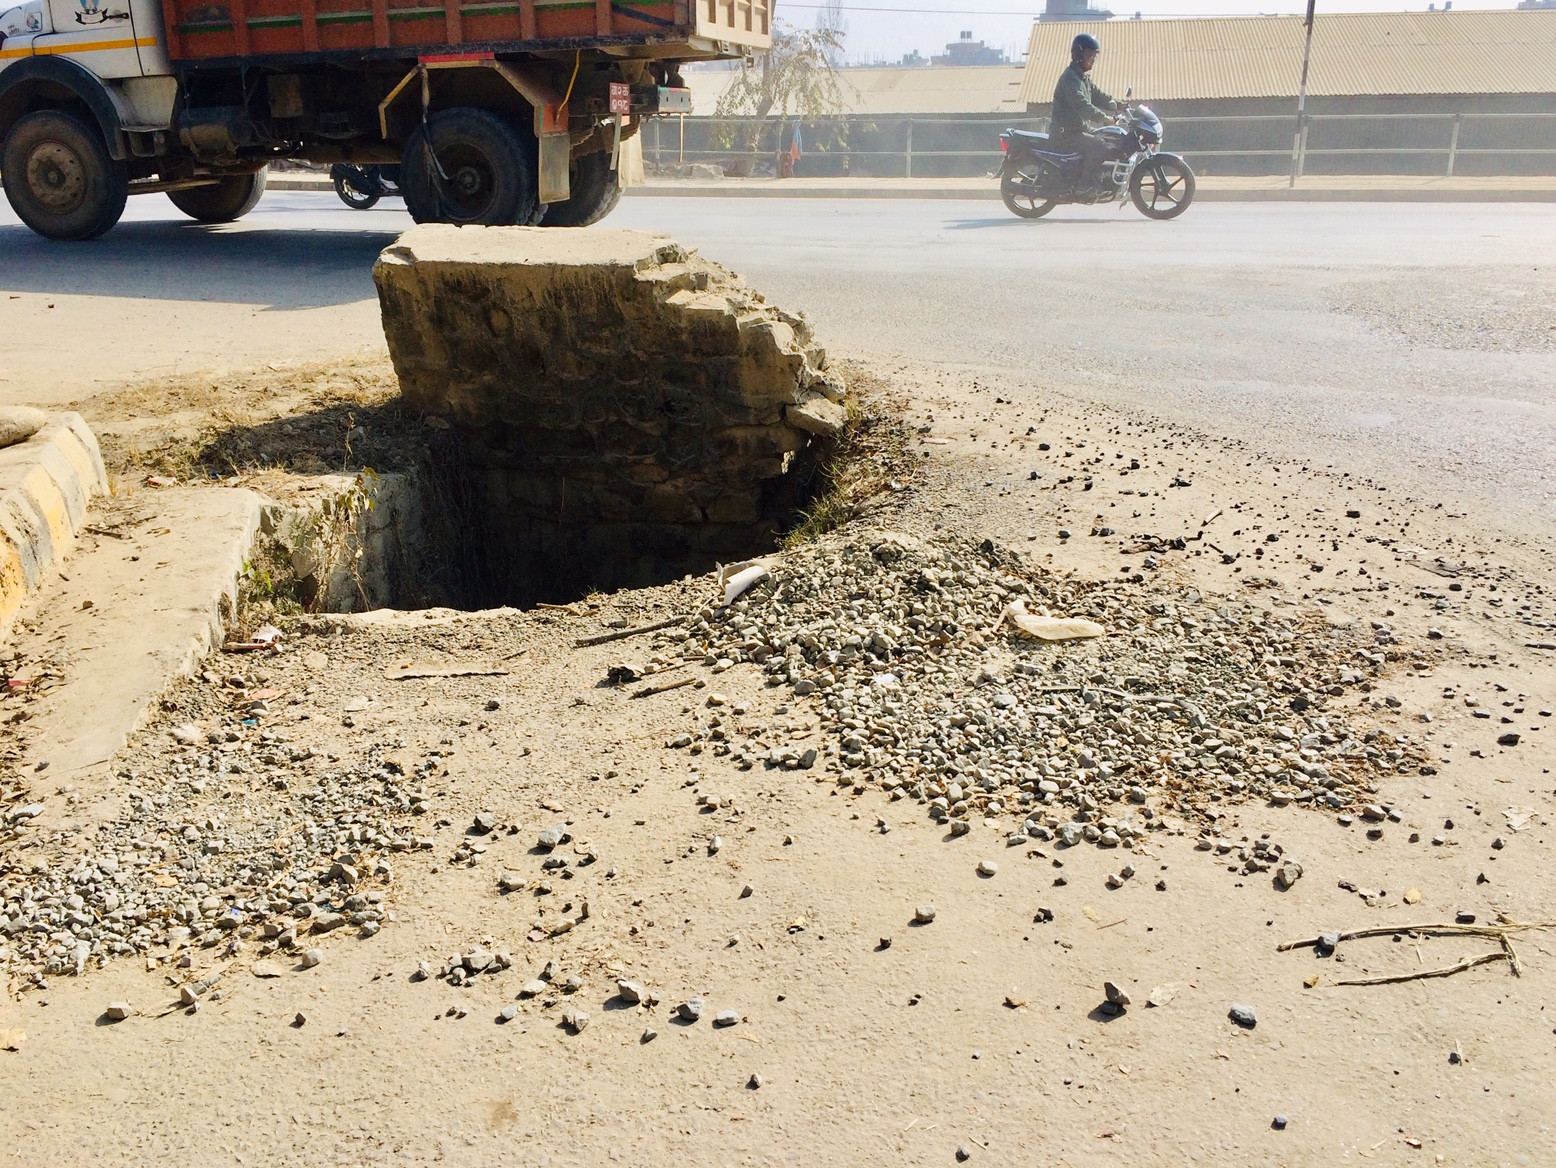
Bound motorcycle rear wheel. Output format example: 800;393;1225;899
1129;156;1195;220
1000;169;1057;219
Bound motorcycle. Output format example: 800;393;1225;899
330;163;402;210
997;102;1195;221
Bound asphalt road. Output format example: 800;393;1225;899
3;190;1553;521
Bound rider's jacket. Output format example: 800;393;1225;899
1050;63;1118;144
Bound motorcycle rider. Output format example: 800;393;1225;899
1051;32;1122;197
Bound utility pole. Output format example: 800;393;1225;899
1289;0;1316;188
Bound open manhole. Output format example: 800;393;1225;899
328;226;856;610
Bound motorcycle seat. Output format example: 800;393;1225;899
1009;128;1049;141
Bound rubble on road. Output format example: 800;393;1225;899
0;522;1431;991
665;529;1424;852
0;681;421;987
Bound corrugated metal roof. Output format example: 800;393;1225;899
686;64;1026;115
1019;10;1556;105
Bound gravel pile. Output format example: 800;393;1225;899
1;671;431;988
670;529;1425;850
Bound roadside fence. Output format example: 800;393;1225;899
648;109;1556;179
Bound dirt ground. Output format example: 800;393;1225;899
2;350;1555;1167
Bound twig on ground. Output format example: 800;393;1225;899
1280;918;1553;984
631;676;698;699
1333;951;1507;987
573;617;685;649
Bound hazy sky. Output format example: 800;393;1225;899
779;0;1518;65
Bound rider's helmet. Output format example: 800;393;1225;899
1071;32;1100;61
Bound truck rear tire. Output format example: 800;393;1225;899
167;168;268;222
538;150;622;227
400;108;539;227
1;109;128;241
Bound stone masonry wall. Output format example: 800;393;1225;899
373;225;847;602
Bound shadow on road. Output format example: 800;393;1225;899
0;219;400;309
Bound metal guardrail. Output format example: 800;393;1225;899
650;110;1556;179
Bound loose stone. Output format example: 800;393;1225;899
617;979;648;1004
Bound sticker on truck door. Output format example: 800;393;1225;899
0;2;42;36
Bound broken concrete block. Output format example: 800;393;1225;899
787;395;847;438
374;226;850;601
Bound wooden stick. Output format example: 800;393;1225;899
1502;933;1524;978
1278;920;1550;952
1333;951;1506;987
573;617;685;649
631;676;698;699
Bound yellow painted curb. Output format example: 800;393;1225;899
0;412;109;638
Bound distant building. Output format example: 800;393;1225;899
1038;0;1114;23
931;31;1008;67
1515;0;1555;9
901;49;928;66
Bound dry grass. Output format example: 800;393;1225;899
77;354;407;489
784;364;916;549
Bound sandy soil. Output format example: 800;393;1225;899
2;350;1554;1166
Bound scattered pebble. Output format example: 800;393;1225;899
1228;1003;1258;1029
914;905;937;924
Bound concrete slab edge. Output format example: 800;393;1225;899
169;492;266;682
0;413;108;636
620;185;1556;203
262;174;1556;203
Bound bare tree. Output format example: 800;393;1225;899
815;0;846;66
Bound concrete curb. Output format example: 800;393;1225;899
622;183;1556;204
264;174;1556;203
13;486;266;795
0;413;108;634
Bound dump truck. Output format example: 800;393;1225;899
0;0;769;239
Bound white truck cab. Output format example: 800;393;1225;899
1;0;763;240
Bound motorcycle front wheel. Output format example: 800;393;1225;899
331;164;382;211
1129;156;1195;220
1000;168;1057;219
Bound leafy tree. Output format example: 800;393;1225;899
714;23;851;171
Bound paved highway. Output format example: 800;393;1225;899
3;190;1552;521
